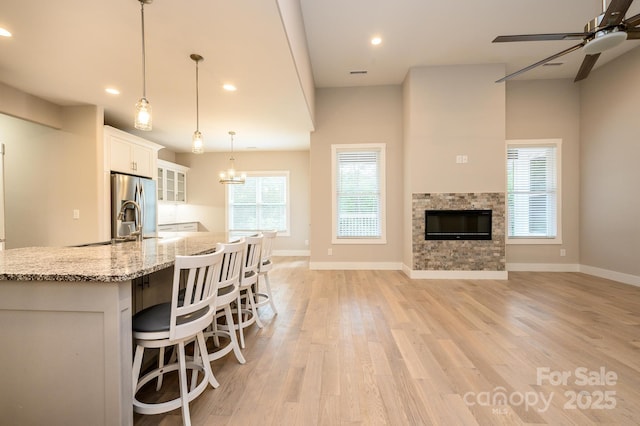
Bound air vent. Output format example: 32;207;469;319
543;62;564;67
350;70;368;75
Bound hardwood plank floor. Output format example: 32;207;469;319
134;257;640;425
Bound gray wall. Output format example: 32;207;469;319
0;106;104;248
579;47;640;277
505;79;581;266
309;85;404;266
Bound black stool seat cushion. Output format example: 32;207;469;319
133;302;209;333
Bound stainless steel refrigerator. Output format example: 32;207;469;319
111;173;157;240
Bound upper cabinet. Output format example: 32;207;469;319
157;160;189;203
104;125;163;178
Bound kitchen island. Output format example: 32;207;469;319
0;232;230;426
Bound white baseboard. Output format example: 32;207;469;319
308;261;403;271
579;265;640;287
407;270;509;280
273;249;310;257
304;259;639;287
507;263;580;272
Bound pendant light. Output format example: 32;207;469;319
134;0;153;131
190;54;204;154
219;131;246;184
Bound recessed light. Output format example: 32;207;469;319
105;87;120;95
223;84;237;92
371;36;382;45
0;28;12;38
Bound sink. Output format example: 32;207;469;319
74;236;163;247
74;240;114;247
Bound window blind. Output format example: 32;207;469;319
228;174;287;232
507;145;557;238
336;150;381;238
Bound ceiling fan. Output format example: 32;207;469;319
493;0;640;82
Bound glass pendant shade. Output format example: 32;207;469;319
192;130;204;154
134;97;152;131
134;0;153;131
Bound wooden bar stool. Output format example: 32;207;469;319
131;249;224;426
235;234;264;348
206;239;247;365
255;229;278;314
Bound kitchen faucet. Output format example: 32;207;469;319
116;200;143;242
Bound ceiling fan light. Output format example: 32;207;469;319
583;31;627;55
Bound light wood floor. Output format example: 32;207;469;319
134;257;640;425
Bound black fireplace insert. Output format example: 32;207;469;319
425;209;492;240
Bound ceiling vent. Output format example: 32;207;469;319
349;70;368;75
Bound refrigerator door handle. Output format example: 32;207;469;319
134;182;141;231
139;182;146;233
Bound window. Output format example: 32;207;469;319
227;172;289;235
506;139;561;244
332;144;386;244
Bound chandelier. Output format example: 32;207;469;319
219;131;246;184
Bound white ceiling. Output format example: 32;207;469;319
1;0;639;152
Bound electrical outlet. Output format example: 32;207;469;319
327;248;332;256
304;239;309;246
73;209;80;220
560;249;566;257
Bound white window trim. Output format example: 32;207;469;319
225;170;291;237
506;139;562;245
331;143;387;245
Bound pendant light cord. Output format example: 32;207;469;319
140;1;147;99
195;59;200;131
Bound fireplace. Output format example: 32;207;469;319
412;193;505;273
425;209;492;240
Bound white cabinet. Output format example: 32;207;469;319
105;125;163;178
157;160;189;203
178;222;198;232
158;222;198;232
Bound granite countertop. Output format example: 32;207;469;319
0;232;231;283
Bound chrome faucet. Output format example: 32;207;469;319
117;200;143;241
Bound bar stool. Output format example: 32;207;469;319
206;239;247;366
255;229;278;314
131;249;224;426
235;234;264;348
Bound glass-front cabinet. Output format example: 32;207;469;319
157;160;189;203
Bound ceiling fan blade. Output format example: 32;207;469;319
601;0;633;28
626;28;640;38
493;33;588;42
574;53;601;82
495;43;584;83
624;12;640;28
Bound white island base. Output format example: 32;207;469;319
0;279;133;425
0;232;230;425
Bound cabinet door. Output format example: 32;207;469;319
110;137;134;174
166;169;176;201
157;168;164;201
131;144;153;177
176;172;186;202
177;222;198;232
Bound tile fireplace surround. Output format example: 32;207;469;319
412;193;506;276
